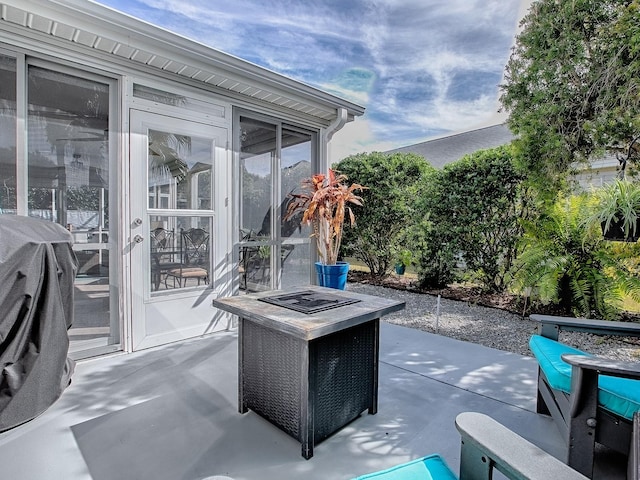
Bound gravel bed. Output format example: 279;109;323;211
348;283;640;362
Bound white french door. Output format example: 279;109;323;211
129;110;230;350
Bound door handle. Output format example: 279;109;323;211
133;234;144;243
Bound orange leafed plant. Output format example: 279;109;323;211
285;169;366;265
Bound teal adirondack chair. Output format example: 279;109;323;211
352;412;589;480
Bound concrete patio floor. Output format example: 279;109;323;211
0;322;627;479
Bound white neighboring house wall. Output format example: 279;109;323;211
574;155;621;189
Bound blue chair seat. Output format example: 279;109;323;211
353;454;457;480
529;334;640;420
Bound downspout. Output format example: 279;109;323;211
319;107;348;172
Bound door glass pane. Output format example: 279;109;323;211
281;127;312;288
0;55;16;213
281;128;311;237
149;215;211;292
239;117;274;237
148;130;213;210
239;117;275;291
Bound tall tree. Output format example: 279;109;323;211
500;0;640;194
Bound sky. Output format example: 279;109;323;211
95;0;531;161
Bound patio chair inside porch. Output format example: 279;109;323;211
150;227;182;291
164;227;210;288
239;229;295;291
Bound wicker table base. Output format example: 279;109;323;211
213;286;405;459
240;317;378;459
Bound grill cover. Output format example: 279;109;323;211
0;216;77;431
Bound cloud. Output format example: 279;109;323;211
320;68;376;106
329;119;396;163
99;0;526;152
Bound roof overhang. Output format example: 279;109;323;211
0;0;365;126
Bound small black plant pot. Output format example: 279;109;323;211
601;218;640;242
394;263;406;275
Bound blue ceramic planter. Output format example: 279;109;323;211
315;261;349;290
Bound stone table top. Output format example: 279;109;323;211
213;286;405;341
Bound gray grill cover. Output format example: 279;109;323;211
0;216;77;431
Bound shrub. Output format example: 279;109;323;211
414;230;458;289
416;145;527;292
334;152;435;276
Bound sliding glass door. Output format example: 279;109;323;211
237;113;316;292
0;54;119;358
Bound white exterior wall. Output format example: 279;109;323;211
0;0;364;356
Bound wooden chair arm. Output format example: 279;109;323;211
530;314;640;340
562;354;640;381
562;354;640;422
455;412;588;480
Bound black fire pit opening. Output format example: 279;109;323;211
259;290;361;314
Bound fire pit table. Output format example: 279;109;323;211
213;286;405;459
